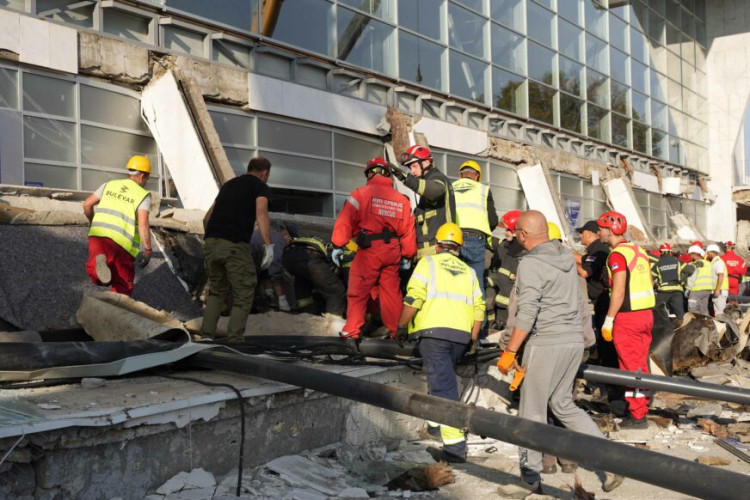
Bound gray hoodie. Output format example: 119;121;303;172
514;240;585;346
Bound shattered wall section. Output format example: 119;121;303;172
79;32;150;85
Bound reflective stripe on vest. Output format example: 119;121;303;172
408;253;480;339
655;255;683;292
290;237;327;255
711;257;730;291
88;178;149;257
691;260;714;291
452;178;491;235
609;242;655;311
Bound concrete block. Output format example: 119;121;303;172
0;10;20;56
79;32;149;84
173;56;248;105
686;404;724;419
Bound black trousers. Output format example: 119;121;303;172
282;247;346;316
656;290;685;320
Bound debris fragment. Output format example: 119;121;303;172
648;416;674;428
386;463;455;491
37;403;61;410
695;456;731;466
569;473;596;500
80;377;107;389
697;418;732;439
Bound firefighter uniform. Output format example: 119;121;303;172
403;168;456;259
722;247;746;297
652;252;685;320
282;237;346;317
607;242;655;421
332;165;417;338
404;249;485;460
486;238;524;329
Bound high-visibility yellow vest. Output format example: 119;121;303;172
452;178;491;235
691;260;714;292
608;242;655;311
405;252;484;343
711;256;730;291
88;178;149;257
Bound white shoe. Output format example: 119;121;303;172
95;254;111;286
278;295;291;312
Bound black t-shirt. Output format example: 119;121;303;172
205;174;271;244
582;240;610;300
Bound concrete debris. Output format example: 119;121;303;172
337;486;369;498
569;473;596;500
183;310;347;338
697;419;733;439
695;456;731;466
687;404;724;419
154;468;217;496
79;377;107;389
265;455;360;496
36;403;61;410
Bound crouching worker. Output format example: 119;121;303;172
497;210;623;498
396;223;484;463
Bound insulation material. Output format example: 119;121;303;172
141;70;219;211
516;163;568;240
386;107;411;160
601;177;653;243
411;116;487;157
670;213;705;242
631;171;661;193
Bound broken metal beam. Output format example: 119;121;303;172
189;351;750;500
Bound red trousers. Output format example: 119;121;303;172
728;276;740;298
86;236;135;296
342;242;402;337
613;309;653;419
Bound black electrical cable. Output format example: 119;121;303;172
162;374;246;497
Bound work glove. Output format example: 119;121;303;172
496;350;516;375
399;257;412;271
388;162;408;182
260;244;275;271
395;325;409;348
264;288;276;302
601;315;615;342
136;249;152;269
331;247;344;267
465;340;477;356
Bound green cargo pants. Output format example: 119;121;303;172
202;237;257;340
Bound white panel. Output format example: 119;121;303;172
248;73;385;136
631;170;660;193
19;17;50;69
412;116;487;155
141;71;219;211
661;177;682;195
602;177;650;239
517;163;566;238
49;22;78;74
0;10;21;55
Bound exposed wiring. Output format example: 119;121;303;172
162;374;246;497
0;431;25;469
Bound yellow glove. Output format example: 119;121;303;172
601;316;615;342
497;350;516;375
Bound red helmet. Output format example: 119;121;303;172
499;210;522;232
659;243;672;253
597;211;628;236
364;157;390;177
726;241;736;249
400;145;432;166
691;241;704;248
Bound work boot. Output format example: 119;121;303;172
560;463;578;474
603;472;625;492
496;479;542;499
425;446;466;464
95;254;111;286
618;415;649;430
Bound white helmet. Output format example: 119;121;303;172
705;243;721;254
688;245;705;256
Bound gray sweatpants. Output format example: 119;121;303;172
688;290;711;316
519;342;605;485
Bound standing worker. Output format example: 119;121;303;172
721;241;747;299
332;158;416;339
201;157;274;342
396;222;484;463
497;210;623;497
83;155;154;296
706;243;729;316
451;160;498;296
598;211;655;429
652;243;685;321
684;245;712;315
486;210;524;329
388;145;456;259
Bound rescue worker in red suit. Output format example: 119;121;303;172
598;211;655;429
332;158;417;339
722;241;747;298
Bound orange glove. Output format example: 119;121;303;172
601;316;615;342
497;350;516;375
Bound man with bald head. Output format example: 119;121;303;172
497;210;622;497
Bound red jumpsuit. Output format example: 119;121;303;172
722;250;747;297
332;175;417;337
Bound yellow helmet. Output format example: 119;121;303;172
345;239;359;252
126;155;152;174
435;222;463;246
547;221;562;241
459;160;481;181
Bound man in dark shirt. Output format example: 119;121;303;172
202;157;274;341
573;220;622;408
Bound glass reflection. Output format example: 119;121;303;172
527;1;554;49
558;18;582;62
528;42;555;85
559;56;583;97
632;91;648;123
612;113;629;148
587;103;609;141
493;67;526;115
492;23;525;74
165;0;257;32
558;0;581;26
399;31;445;91
448;3;487;59
266;0;332;56
584;1;608;40
337;8;395;75
631;59;648;94
560;93;583;133
528;81;555;125
585;34;608;74
399;0;442;40
450;51;487;104
611;80;628;115
490;0;525;33
586;68;608;108
610;47;629;84
339;0;395;21
633;122;648;154
609;14;627;52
